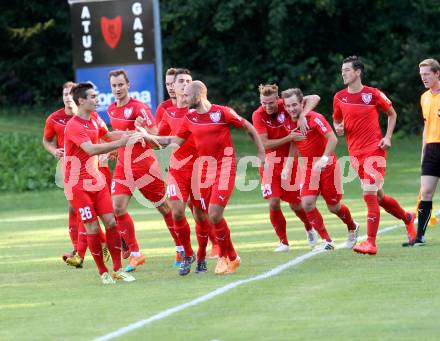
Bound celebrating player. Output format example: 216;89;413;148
252;84;318;252
137;81;265;274
331;56;416;255
156;69;215;275
108;69;178;272
64;82;150;284
403;58;440;246
282;88;359;251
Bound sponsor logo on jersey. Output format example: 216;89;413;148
210;111;222;123
314;117;327;132
361;93;372;104
342;97;348;102
379;91;391;104
277;112;286;123
124;107;133;119
140;108;152;126
229;108;242;121
92;120;98;129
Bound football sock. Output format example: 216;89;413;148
164;211;180;246
294;208;312;232
174;217;194;257
364;194;380;246
76;222;87;259
116;213;139;253
269;209;288;245
105;227;122;271
87;233;108;275
305;208;331;241
335;204;356;230
379;195;408;222
223;219;237;261
68;210;78;250
213;219;229;258
195;218;209;261
416;200;432;240
98;224;106;244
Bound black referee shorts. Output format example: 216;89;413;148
421;143;440;177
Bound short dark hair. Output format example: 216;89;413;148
343;55;364;75
166;68;177;76
281;88;304;102
173;68;191;82
108;69;129;82
71;82;94;105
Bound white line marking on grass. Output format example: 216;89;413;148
92;215;427;341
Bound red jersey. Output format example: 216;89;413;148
43;108;74;148
64;113;109;183
158;105;197;168
333;86;392;156
252;99;291;161
107;98;156;170
176;104;245;162
285;111;335;160
155;98;174;125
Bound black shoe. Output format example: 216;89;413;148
195;259;208;274
178;255;195;276
402;238;426;247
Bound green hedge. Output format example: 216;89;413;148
0;132;58;192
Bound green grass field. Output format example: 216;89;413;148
1;123;440;340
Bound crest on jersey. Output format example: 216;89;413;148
277;112;286;123
361;93;372;104
210;111;222;123
124;107;133;119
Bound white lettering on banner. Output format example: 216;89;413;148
81;6;93;63
97;90;152;109
132;2;144;60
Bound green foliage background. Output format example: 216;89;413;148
1;1;439;132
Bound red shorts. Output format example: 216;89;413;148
193;166;236;210
111;162;166;204
66;183;113;223
98;166;112;191
300;160;343;205
259;162;301;204
350;149;386;189
166;164;203;210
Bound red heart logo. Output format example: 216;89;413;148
101;16;122;49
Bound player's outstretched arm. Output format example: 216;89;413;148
42;138;64;159
241;120;266;166
297;94;321;134
378;106;397;150
80;132;144;156
135;124;184;149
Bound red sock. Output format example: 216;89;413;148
87;233;108;275
305;208;331;241
174;218;193;256
364;194;380;245
269;209;288;245
213;219;229;258
224;219;237;261
195;219;210;260
98;225;106;244
105;227;122;271
207;222;217;246
68;210;78;250
116;213;139;253
379;195;409;223
164;211;180;246
335;204;356;230
76;222;87;259
294;208;312;232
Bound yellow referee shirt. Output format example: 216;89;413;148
421;90;440;143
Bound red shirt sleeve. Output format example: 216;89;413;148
252;109;267;134
155;103;165;125
309;113;332;136
43;115;55;140
375;88;392;112
158;112;171;136
96;116;109;139
137;103;156;129
332;95;343;122
176;117;192;140
224;106;245;128
68;121;91;147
